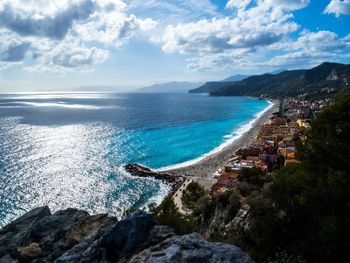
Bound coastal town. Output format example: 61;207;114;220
125;97;331;212
171;97;331;202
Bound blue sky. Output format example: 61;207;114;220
0;0;349;91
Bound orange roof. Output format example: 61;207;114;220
285;159;301;165
287;152;296;159
217;173;239;183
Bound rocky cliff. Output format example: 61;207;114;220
0;207;254;263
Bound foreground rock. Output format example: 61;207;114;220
0;207;253;263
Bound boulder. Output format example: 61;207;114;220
101;210;157;260
1;207;254;263
130;233;254;263
30;208;89;240
0;206;50;258
16;243;42;262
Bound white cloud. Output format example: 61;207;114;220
0;0;96;39
25;38;109;74
264;51;333;68
265;30;350;67
324;0;350;17
0;0;347;76
162;1;299;55
263;0;310;10
127;0;219;23
0;31;31;62
186;50;257;71
185;30;350;71
282;30;349;52
75;13;156;47
226;0;252;10
160;0;350;71
226;0;309;11
0;0;155;74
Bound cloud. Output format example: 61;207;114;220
0;0;95;40
0;0;155;74
162;18;293;54
282;30;349;52
127;0;219;23
263;0;310;10
265;30;350;67
324;0;350;17
264;51;334;68
186;50;256;71
26;39;109;74
226;0;253;10
226;0;309;11
160;0;350;72
75;13;156;47
186;30;350;71
0;33;31;62
0;0;347;76
162;1;299;54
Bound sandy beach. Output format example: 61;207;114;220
163;101;279;178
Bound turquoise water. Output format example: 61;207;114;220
0;93;270;226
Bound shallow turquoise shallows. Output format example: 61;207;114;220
0;93;270;226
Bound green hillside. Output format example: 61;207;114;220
189;81;237;94
211;62;350;99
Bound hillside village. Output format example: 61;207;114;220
175;97;331;199
155;91;350;263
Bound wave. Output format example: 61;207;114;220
116;166;171;210
157;100;274;171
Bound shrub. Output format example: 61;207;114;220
154;196;197;235
181;181;207;210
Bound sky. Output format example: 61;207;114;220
0;0;349;92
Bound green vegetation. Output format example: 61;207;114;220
210;62;350;99
334;86;350;101
239;167;266;187
152;196;197;235
189;81;237;94
248;95;350;262
153;91;350;262
153;182;210;234
181;181;207;210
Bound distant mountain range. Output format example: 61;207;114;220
189;69;287;94
137;81;202;93
209;62;350;99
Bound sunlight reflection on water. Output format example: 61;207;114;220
0;117;168;226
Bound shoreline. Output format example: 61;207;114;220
162;100;279;178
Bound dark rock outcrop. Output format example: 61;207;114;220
124;164;177;183
124;164;184;195
129;233;253;263
0;207;254;263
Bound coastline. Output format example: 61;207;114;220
162;100;279;178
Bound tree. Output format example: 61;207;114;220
181;182;207;210
267;97;350;263
300;96;350;173
239;167;265;186
154;196;197;235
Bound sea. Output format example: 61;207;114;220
0;92;270;227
